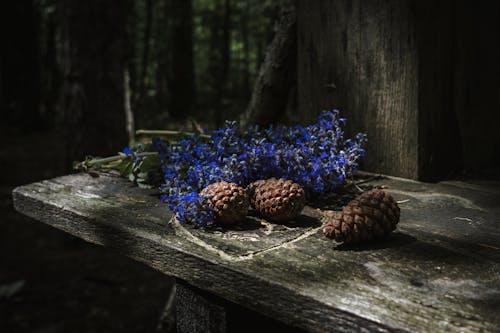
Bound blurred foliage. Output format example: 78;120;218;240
32;0;277;131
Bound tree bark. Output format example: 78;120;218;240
40;8;60;127
241;0;250;99
0;53;4;119
138;0;153;108
169;0;195;120
124;68;134;143
155;0;171;118
208;0;232;126
59;0;129;168
240;0;296;128
222;0;231;86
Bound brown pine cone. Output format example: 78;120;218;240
323;189;400;244
200;182;249;225
248;178;306;223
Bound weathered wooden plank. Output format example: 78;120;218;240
13;172;500;332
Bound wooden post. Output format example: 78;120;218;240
176;280;227;333
174;279;303;333
296;0;500;180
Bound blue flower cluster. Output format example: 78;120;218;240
148;110;366;226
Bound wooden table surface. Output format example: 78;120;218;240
12;172;500;332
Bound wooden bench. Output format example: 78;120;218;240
12;172;500;332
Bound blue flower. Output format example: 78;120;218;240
123;110;367;226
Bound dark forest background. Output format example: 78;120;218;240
0;1;291;332
0;0;286;158
2;0;280;126
1;0;286;171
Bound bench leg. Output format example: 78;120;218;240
175;279;227;333
157;279;300;333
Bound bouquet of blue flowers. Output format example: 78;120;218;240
79;110;366;227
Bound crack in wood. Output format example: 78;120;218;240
170;216;322;262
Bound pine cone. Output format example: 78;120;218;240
248;178;306;222
323;189;400;244
200;182;249;225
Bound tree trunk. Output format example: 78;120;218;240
138;0;153;109
156;0;171;118
222;0;231;86
40;8;60;127
1;0;41;129
124;68;134;143
208;0;232;126
241;0;250;99
169;0;195;120
126;0;139;110
240;0;296;128
59;0;129;168
0;53;3;119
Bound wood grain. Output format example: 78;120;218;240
297;0;419;179
13;173;500;332
296;0;500;180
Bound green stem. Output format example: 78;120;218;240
86;151;158;167
136;129;210;138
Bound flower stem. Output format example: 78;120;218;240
136;129;210;139
86;152;158;167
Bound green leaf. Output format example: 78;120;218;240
115;157;134;177
138;155;161;173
